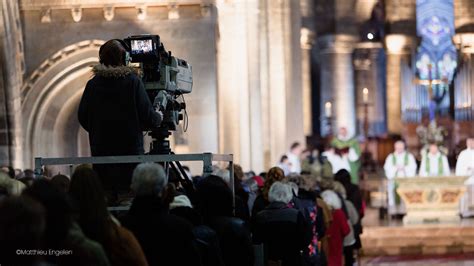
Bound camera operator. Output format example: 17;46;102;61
78;39;162;203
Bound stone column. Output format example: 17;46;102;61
216;0;304;172
385;34;413;135
266;0;304;166
301;0;316;136
301;29;315;136
0;0;24;168
318;34;357;137
353;43;387;136
216;0;253;170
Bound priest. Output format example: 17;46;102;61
457;137;474;217
456;138;474;177
383;140;417;215
330;127;361;184
419;143;450;177
321;145;350;174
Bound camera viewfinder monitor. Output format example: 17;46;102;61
131;39;153;55
125;35;160;63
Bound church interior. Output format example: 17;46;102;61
0;0;474;265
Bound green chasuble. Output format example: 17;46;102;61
331;137;361;184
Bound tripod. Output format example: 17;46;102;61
148;128;195;191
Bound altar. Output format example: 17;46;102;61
395;176;469;225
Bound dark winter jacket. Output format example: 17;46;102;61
253;201;312;266
205;216;254;266
121;196;201;266
170;206;225;266
298;190;326;265
78;64;161;156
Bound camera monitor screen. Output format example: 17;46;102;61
130;39;153;55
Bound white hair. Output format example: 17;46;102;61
213;168;230;184
268;181;293;204
131;163;167;196
321;190;342;210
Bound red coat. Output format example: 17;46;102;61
327;209;350;266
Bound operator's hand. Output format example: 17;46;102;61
155;108;164;122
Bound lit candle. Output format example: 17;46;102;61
363;88;369;103
325;101;332;118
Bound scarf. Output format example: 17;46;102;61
425;154;444;176
391;152;409;178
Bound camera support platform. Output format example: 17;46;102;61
34;152;234;211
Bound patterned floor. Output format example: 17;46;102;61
361;254;474;265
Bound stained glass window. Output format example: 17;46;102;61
416;0;457;82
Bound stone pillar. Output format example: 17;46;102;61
266;0;304;166
0;0;24;168
353;43;387;136
300;0;315;137
318;34;357;137
216;0;254;170
216;0;304;172
385;34;413;135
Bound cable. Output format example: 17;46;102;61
180;94;189;132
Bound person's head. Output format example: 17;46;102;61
287;173;300;193
0;172;11;196
22;179;72;248
244;177;259;193
429;143;439;155
252;175;264;188
131;163;167;197
23;169;35;179
299;175;317;192
321;190;342;210
231;164;245;181
467;138;474;149
196;175;233;218
290;142;303;155
99;39;128;67
263;167;286;200
50;174;70;193
182;165;192;179
280;155;289;164
268;182;293;204
0;196;46;265
212;168;230;184
1;166;15;179
15;169;25;180
338;127;348;138
302;149;311;158
394;140;406;154
334;169;352;186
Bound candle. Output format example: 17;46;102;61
363;87;369;103
325;101;332;117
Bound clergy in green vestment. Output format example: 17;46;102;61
330;127;361;184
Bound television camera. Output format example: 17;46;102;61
122;35;192;155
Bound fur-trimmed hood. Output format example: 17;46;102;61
92;64;138;78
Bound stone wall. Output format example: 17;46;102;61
454;0;474;32
19;4;219;171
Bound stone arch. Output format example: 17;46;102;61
22;40;105;168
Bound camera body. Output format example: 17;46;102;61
123;35;192;132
